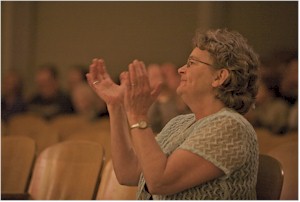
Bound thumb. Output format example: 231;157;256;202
120;71;129;87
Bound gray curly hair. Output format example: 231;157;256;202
193;28;259;114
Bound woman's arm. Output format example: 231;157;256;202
86;59;141;185
131;129;224;195
108;104;141;185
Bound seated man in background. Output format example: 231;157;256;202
28;64;74;120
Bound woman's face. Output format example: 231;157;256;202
176;48;217;101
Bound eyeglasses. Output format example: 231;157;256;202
186;57;213;68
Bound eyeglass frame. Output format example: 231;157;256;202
186;56;214;68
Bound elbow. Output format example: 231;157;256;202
116;176;130;186
146;181;171;195
146;177;183;195
144;174;171;195
147;186;162;195
115;173;139;186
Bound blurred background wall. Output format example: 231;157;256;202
1;1;298;97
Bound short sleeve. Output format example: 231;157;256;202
178;115;247;175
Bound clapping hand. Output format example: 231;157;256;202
87;58;161;119
86;58;126;106
124;60;161;120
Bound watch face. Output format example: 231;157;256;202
139;121;148;128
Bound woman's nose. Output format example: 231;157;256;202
178;65;186;74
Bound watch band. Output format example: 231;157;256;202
130;121;149;129
130;123;140;129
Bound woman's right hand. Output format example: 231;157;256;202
86;58;127;106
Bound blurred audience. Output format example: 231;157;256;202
279;54;298;105
288;100;298;131
161;62;189;114
161;62;181;92
1;70;27;122
28;64;74;120
260;50;297;98
4;51;296;133
147;63;190;133
245;79;290;134
71;82;108;120
246;51;298;134
279;54;298;131
67;64;88;92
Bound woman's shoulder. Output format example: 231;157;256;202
199;108;255;131
168;113;195;125
159;113;195;133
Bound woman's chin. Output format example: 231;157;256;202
176;85;184;96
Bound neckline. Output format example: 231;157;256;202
193;107;232;123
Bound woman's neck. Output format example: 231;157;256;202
186;96;225;120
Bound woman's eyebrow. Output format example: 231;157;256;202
188;56;213;66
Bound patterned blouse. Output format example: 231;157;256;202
136;108;259;200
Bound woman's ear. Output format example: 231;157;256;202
212;68;229;87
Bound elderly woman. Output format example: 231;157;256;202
87;28;259;200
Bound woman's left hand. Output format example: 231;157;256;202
124;60;161;123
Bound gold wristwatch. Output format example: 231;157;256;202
130;121;149;129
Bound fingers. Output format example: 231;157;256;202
129;62;137;87
87;58;111;88
120;71;129;87
87;59;97;88
86;73;94;87
96;59;108;80
88;58;99;82
129;59;148;88
87;58;149;92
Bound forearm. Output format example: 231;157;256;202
128;116;168;193
108;104;141;186
86;59;142;185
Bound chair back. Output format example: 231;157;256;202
7;113;47;136
256;154;284;200
97;160;137;200
64;129;111;161
28;140;105;200
49;114;90;140
7;113;59;154
1;136;36;193
268;141;298;200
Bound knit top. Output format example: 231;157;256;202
136;108;259;200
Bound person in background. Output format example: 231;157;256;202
1;70;27;122
245;79;290;134
28;64;74;120
161;62;190;114
67;64;88;92
279;54;298;131
160;62;181;92
87;28;259;199
259;50;296;99
71;82;108;120
147;64;189;133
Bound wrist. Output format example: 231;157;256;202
107;103;124;114
130;120;151;130
127;114;149;126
